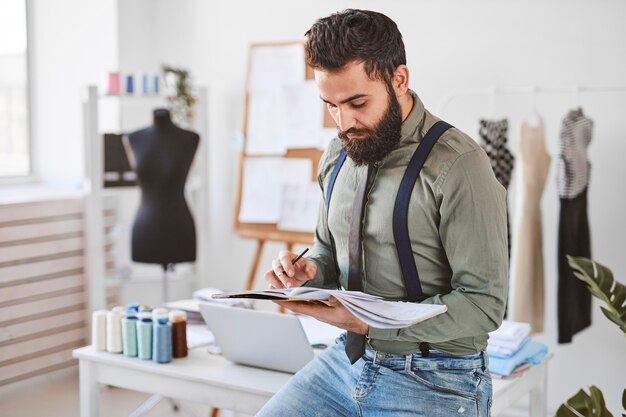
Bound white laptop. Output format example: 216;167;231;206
199;303;316;374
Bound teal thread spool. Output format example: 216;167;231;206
121;309;138;357
136;312;153;360
126;303;140;313
152;317;172;364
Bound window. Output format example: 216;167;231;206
0;0;30;178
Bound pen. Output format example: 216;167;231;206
291;248;309;265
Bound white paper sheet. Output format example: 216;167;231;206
248;44;305;93
277;182;321;232
279;81;325;149
246;81;325;154
246;90;287;155
238;158;312;223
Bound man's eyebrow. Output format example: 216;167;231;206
320;94;369;105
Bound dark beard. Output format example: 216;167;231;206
338;91;402;166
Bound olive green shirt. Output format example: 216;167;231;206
306;91;509;355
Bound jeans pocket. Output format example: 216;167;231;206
407;366;481;400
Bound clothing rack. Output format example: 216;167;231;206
437;85;626;119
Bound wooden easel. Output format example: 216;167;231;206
233;41;334;292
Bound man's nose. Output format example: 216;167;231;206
337;109;357;132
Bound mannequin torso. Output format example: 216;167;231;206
124;109;199;265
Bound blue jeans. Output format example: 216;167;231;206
256;334;492;417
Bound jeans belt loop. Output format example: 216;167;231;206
404;354;412;373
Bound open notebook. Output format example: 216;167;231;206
212;287;447;329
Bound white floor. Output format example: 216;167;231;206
0;366;248;417
0;367;533;417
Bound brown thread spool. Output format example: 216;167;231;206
169;310;188;358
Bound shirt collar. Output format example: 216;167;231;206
400;89;426;143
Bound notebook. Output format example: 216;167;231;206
199;303;316;374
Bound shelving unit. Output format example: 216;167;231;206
82;86;209;312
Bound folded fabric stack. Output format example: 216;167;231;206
487;320;548;377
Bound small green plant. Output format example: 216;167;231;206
555;257;626;417
161;64;196;126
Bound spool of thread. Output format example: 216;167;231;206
126;303;140;313
136;312;153;360
169;310;188;358
153;317;172;364
112;305;126;314
92;310;108;351
152;307;168;320
122;310;138;357
107;72;120;95
139;305;152;313
106;310;123;353
125;74;134;94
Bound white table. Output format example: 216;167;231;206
73;346;549;417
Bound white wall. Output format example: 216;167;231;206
30;0;626;413
31;0;118;187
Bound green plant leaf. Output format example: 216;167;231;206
556;387;614;417
567;256;626;337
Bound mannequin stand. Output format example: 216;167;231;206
162;263;175;303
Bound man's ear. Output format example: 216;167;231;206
392;65;410;97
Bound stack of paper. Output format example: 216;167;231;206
211;287;448;329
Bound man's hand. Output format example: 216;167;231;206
275;297;369;335
264;250;317;289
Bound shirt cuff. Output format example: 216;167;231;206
368;326;401;340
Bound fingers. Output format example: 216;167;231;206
268;250;316;289
278;250;295;278
271;258;300;288
264;268;283;289
303;260;317;279
327;296;341;307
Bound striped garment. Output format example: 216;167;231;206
479;118;515;263
556;108;593;199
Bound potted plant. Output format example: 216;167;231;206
161;64;197;127
555;256;626;416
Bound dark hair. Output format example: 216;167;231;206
304;9;406;81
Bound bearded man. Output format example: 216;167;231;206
259;9;508;417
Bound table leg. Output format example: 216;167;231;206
529;363;548;417
79;359;100;417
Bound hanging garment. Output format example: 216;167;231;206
556;108;593;344
510;117;551;334
479;119;515;259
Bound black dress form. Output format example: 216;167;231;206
125;109;199;267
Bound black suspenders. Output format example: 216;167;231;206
325;121;453;301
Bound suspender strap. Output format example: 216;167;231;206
393;121;452;301
326;149;347;212
325;149;347;289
